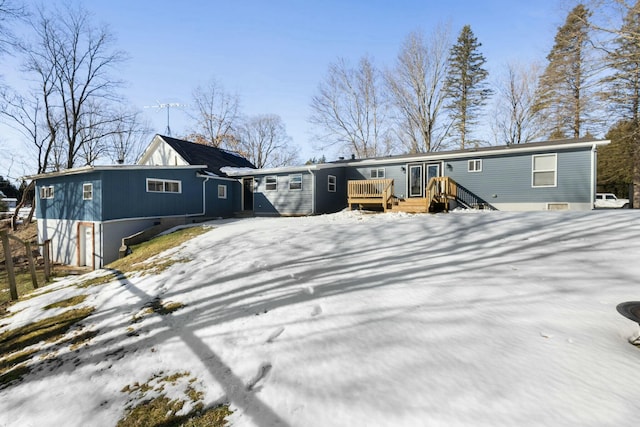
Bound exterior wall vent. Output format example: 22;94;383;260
547;203;570;211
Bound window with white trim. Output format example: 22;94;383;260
265;176;277;191
289;174;302;190
40;186;54;199
83;183;93;200
468;159;482;172
532;154;557;187
217;184;227;199
370;168;385;179
328;175;337;192
146;178;182;193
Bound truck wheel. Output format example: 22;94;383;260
622;203;629;209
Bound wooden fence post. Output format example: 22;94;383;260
25;241;38;289
1;230;18;300
43;240;51;281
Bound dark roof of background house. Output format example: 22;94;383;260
160;135;256;176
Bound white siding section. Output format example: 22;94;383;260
139;138;188;166
38;219;100;268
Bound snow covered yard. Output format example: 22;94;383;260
1;210;640;426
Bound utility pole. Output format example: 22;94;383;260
144;102;186;136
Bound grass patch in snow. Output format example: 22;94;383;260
43;294;88;310
76;272;122;289
108;226;211;275
0;306;95;387
118;371;231;427
131;298;185;324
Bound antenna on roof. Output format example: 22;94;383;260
144;101;186;136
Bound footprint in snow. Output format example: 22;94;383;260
246;363;272;391
266;326;285;343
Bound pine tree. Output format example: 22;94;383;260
601;1;640;206
536;4;595;139
444;25;492;149
605;1;640;124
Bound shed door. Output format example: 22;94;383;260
78;224;94;268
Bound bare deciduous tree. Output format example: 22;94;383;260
108;110;151;164
309;56;394;158
188;78;241;149
22;4;128;169
385;26;451;153
238;114;299;168
0;0;25;55
491;61;546;145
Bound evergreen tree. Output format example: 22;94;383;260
444;25;492;149
535;4;595;139
604;1;640;124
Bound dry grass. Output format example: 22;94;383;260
118;371;231;427
0;306;95;388
108;226;211;275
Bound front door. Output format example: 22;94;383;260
408;164;424;197
243;177;254;211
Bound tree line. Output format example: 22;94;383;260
308;1;640;205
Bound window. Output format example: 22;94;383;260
146;178;182;193
218;184;227;199
532;154;557;187
265;176;277;191
40;186;54;199
289;174;302;190
328;175;337;192
468;159;482;172
370;168;385;179
83;183;93;200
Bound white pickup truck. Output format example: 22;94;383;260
594;193;629;209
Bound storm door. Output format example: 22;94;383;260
426;163;441;188
408;164;424;197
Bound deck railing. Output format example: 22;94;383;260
347;176;458;213
347;178;394;212
426;177;457;203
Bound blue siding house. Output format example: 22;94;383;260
30;165;240;269
224;138;609;215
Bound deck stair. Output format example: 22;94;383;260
348;176;462;213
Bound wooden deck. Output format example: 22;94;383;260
347;179;394;212
348;177;457;213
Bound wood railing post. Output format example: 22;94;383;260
25;241;39;289
43;240;51;281
1;230;18;300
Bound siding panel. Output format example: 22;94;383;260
254;172;313;215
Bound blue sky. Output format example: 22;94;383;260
1;0;572;180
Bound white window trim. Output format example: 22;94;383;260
328;175;337;192
82;183;93;200
217;184;227;199
146;178;182;193
40;186;54;199
531;154;557;188
289;174;302;191
370;168;385;179
265;176;278;191
468;159;482;172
